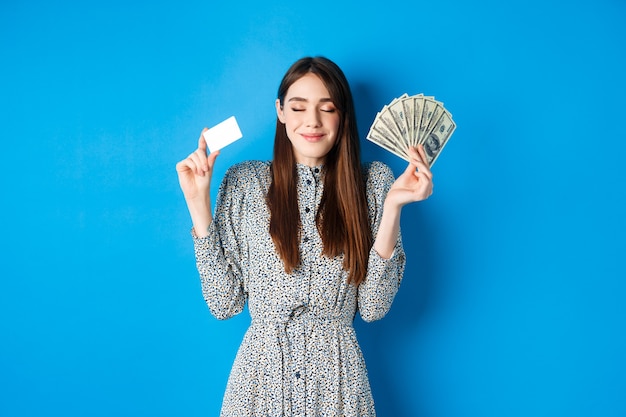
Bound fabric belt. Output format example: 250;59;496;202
250;303;353;415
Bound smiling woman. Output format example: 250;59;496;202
2;0;626;415
175;56;434;416
275;73;340;167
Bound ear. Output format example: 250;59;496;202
275;98;286;123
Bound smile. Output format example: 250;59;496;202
300;133;325;142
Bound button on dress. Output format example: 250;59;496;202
193;160;406;417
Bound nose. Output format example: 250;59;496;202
305;109;322;127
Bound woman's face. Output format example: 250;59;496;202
276;73;340;167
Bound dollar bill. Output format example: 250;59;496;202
367;125;409;161
411;94;424;147
389;96;412;152
378;105;404;144
416;97;438;145
367;93;456;166
401;95;416;144
422;110;456;166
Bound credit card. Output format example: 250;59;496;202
202;116;243;152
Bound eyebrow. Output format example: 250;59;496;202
287;97;334;103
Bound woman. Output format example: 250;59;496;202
176;56;433;416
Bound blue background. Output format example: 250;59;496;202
2;1;625;416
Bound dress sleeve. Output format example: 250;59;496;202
358;161;407;322
193;163;251;320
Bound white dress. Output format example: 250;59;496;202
193;160;406;416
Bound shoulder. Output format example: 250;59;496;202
225;160;271;178
361;161;395;186
361;161;395;220
219;160;271;194
223;160;271;184
362;161;396;203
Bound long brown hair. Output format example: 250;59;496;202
267;57;372;285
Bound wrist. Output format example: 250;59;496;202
191;220;211;238
186;199;213;237
383;199;404;215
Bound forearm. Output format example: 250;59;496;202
194;227;246;320
186;195;213;237
360;204;406;321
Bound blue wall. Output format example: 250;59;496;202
2;1;625;416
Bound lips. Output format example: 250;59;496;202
300;133;325;142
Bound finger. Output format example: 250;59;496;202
176;157;204;179
197;128;209;154
412;171;434;198
207;149;220;169
402;158;418;176
175;158;194;173
407;147;429;171
406;146;422;163
416;145;432;169
187;150;209;176
410;146;433;180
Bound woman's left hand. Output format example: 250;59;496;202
373;145;433;258
385;145;434;208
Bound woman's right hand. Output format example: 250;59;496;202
175;129;220;236
176;129;220;201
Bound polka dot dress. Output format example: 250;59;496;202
193;160;406;417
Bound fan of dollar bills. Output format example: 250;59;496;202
366;93;456;166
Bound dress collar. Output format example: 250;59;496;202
296;163;324;179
